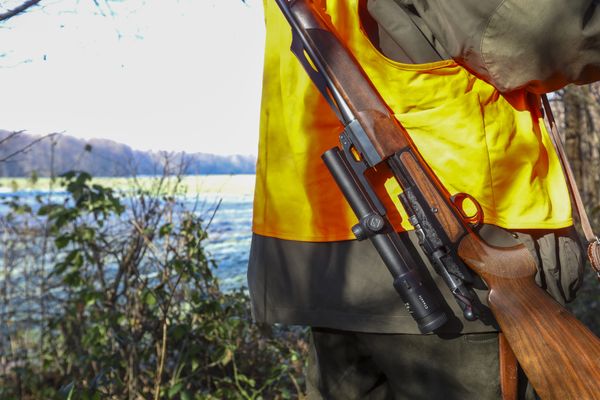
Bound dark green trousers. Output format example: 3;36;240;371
306;328;538;400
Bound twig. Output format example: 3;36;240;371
0;130;24;146
232;356;253;400
205;198;222;231
153;317;168;400
0;0;43;22
288;372;305;399
0;132;59;163
153;264;185;400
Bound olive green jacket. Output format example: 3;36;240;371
368;0;600;93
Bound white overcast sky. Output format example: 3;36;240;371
0;0;265;156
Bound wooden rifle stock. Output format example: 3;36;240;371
460;233;600;399
277;0;600;397
399;149;600;399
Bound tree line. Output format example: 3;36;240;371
0;131;256;178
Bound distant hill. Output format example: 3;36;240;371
0;130;256;177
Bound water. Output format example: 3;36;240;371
0;175;256;291
195;193;253;291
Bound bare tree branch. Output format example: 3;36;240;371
0;130;24;146
0;0;43;22
0;131;59;163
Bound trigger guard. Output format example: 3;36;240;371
451;193;483;227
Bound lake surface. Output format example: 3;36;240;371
193;185;254;291
0;174;256;291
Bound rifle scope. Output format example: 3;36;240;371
322;147;449;333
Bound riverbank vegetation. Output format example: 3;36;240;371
0;171;306;399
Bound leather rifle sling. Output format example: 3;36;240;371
541;94;600;280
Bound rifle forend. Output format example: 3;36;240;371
275;0;600;398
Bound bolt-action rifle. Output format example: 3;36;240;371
275;0;600;398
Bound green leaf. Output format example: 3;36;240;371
168;382;183;399
76;171;92;185
37;204;56;216
220;348;233;366
65;249;78;262
144;291;157;307
52;262;68;276
116;314;126;326
81;226;96;242
84;291;101;307
72;251;83;268
58;381;76;400
55;234;71;249
64;271;82;287
66;384;75;400
159;223;173;237
60;171;76;180
180;390;192;400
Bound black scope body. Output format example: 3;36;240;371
322;147;448;333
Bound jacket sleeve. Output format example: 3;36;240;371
369;0;600;93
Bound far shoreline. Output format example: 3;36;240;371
0;174;257;196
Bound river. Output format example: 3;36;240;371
0;174;256;291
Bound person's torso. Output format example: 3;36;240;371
253;0;571;242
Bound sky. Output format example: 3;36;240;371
0;0;265;156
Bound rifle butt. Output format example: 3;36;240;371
459;234;600;399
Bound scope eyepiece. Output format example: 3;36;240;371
393;269;448;333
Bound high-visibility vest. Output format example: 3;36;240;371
253;0;572;242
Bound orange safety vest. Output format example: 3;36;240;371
253;0;572;242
